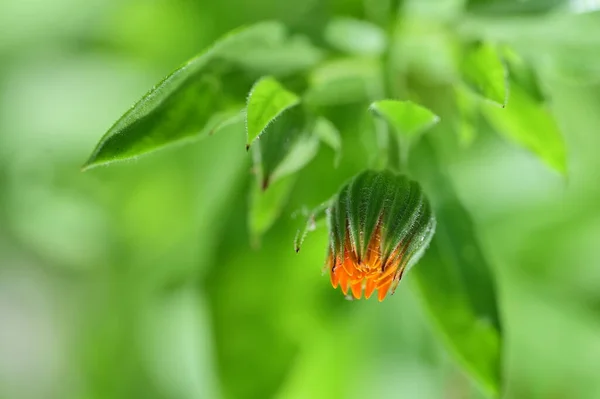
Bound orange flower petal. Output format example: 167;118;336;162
342;257;355;277
328;255;339;288
364;279;376;299
376;262;398;282
330;267;339;288
321;171;436;301
377;276;393;302
338;269;349;295
389;266;406;295
351;281;363;299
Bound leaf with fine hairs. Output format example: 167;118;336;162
253;106;318;189
245;76;300;149
82;22;292;170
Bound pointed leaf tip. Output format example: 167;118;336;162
483;80;566;175
84;22;292;169
461;42;508;107
246;76;300;147
293;202;329;254
262;177;270;191
254;106;319;188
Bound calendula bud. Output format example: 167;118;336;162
326;170;436;301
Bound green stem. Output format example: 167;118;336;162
380;16;414;174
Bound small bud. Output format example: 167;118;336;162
326;170;436;301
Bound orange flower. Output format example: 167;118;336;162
325;170;435;301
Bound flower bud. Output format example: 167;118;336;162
326;170;436;301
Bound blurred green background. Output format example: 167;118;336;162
1;0;600;398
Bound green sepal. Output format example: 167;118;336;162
328;170;436;273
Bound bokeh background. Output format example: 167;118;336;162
1;0;600;398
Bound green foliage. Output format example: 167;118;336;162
483;80;567;174
252;106;318;189
249;175;297;244
453;86;478;146
415;235;502;395
75;4;590;398
466;0;565;15
369;100;440;139
412;142;502;396
219;34;324;77
314;117;342;167
83;74;223;170
502;47;545;103
324;17;387;56
460;42;508;107
245;77;300;149
82;22;314;170
304;58;382;106
203;108;247;137
8;2;600;399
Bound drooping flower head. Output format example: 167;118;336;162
326;170;436;301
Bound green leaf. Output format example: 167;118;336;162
460;42;508;107
267;134;319;184
482;80;567;174
140;288;220;399
369;100;440;138
83;75;223;170
415;238;502;396
201;108;246;138
459;11;600;52
501;47;544;103
324;17;387;56
304;58;382;106
410;141;502;396
254;106;319;188
82;22;285;170
466;0;564;15
246;76;300;149
249;174;297;244
357;107;394;170
314;117;342;167
550;49;600;85
293;201;330;253
454;86;478;147
220;35;324;77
